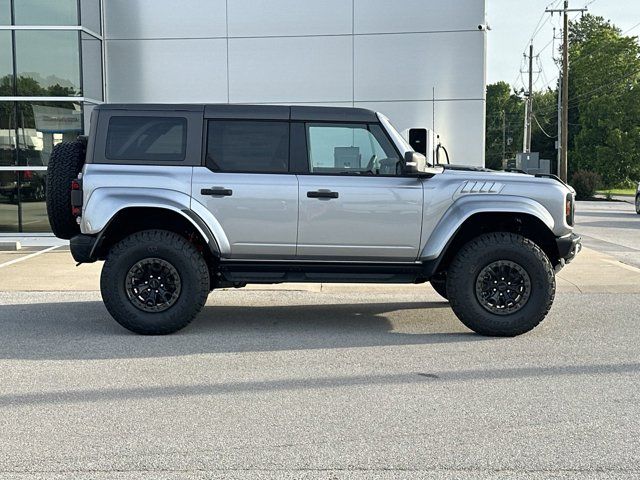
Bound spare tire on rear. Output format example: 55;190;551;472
45;138;86;239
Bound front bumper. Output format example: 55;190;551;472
556;233;582;266
70;234;98;263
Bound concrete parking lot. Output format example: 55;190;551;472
0;201;639;479
576;199;640;269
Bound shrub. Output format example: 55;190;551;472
570;170;601;200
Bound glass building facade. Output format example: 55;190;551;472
0;0;102;232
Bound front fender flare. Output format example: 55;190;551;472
420;195;555;260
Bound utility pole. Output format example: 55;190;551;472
525;44;534;153
521;44;538;153
557;73;562;176
546;0;587;182
502;111;506;166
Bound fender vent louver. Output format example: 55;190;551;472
459;181;503;194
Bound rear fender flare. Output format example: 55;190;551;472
82;187;230;256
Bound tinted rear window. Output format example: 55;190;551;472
206;120;289;173
105;116;187;161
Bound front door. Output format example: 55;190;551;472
191;119;298;259
296;122;423;261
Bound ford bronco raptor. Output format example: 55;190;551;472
45;104;581;336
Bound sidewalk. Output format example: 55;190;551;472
594;193;636;204
0;244;638;294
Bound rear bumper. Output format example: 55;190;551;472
69;234;98;263
556;233;582;266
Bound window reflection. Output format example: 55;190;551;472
81;33;103;100
0;102;16;167
0;31;13;96
80;0;102;34
0;170;19;233
14;0;78;26
15;30;81;96
0;0;10;26
16;102;82;166
19;170;49;232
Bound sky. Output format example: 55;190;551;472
487;0;640;90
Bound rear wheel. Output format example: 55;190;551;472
100;230;210;335
446;232;555;336
635;195;640;214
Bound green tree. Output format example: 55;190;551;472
531;88;558;168
485;81;525;169
568;14;640;186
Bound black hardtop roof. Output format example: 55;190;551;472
94;103;379;122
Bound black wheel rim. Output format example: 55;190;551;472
475;260;531;315
125;258;181;313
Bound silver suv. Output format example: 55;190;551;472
45;104;581;336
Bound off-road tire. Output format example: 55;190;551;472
45;139;86;239
100;230;210;335
430;274;448;300
446;232;555;337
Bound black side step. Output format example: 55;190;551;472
217;261;429;284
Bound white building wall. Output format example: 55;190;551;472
104;0;487;165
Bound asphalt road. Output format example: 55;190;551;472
1;289;639;479
575;199;640;269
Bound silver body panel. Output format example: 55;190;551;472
80;165;194;234
79;108;575;264
191;169;298;259
297;175;423;261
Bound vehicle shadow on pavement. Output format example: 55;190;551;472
0;297;487;360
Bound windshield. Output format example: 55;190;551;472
377;113;412;154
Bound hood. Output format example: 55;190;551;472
440;164;572;191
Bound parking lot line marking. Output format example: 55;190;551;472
0;245;60;269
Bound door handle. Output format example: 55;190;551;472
201;187;233;196
307;190;339;199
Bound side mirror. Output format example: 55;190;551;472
402;151;427;175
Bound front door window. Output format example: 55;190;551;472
306;123;401;176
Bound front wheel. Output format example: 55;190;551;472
100;230;210;335
446;232;555;337
635;195;640;214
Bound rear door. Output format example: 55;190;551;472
295;121;423;261
191;108;298;259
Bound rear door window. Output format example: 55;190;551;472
105;116;187;161
206;120;289;173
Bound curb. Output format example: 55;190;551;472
0;241;21;251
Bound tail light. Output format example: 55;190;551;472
70;178;83;217
23;170;33;181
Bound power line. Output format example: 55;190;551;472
530;65;640;120
533;114;557;138
510;0;563;89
